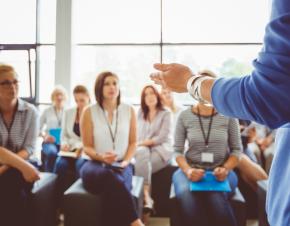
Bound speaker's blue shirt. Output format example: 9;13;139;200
211;0;290;225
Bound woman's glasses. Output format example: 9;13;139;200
0;79;19;88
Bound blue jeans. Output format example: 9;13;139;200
53;157;87;204
172;169;238;226
80;161;137;226
42;143;59;172
54;156;86;178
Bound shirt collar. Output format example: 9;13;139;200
17;98;29;112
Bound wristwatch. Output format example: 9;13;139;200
187;74;211;104
186;74;202;93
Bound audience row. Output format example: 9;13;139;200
0;64;272;226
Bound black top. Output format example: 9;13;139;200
73;122;80;137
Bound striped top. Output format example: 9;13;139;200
174;107;242;170
0;98;39;156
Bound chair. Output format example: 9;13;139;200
151;164;178;217
29;172;58;226
63;176;144;226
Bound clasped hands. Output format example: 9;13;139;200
185;166;229;182
100;151;129;168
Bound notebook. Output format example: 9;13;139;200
189;171;231;192
48;128;61;145
58;148;81;158
58;150;78;158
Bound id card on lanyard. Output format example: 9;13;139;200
54;107;63;128
201;152;214;163
197;106;215;164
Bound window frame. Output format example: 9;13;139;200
74;0;264;104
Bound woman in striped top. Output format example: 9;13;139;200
0;64;40;226
172;72;242;226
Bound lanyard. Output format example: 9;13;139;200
102;108;119;150
54;107;62;127
197;106;215;148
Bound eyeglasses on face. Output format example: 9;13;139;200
0;80;19;87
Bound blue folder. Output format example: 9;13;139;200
49;128;61;145
189;171;231;192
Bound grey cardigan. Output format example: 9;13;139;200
137;108;173;162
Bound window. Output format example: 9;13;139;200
38;46;56;103
0;48;35;98
163;45;262;104
0;0;37;99
38;0;57;44
37;0;57;104
72;0;269;104
0;0;57;103
0;0;36;44
74;0;160;44
163;0;269;43
73;45;160;104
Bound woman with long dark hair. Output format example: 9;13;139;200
135;85;173;221
80;72;143;226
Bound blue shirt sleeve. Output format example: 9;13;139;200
211;0;290;129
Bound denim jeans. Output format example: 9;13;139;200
42;143;59;172
172;168;238;226
80;161;138;226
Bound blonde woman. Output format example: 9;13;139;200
0;64;39;226
160;87;183;130
40;85;67;172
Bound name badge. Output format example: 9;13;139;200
201;152;214;163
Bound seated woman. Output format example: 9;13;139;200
244;122;275;170
0;64;39;226
0;148;39;183
160;87;183;128
80;72;144;226
237;120;268;191
135;85;173;217
173;70;241;226
40;85;67;172
53;85;90;202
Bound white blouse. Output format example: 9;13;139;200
40;106;64;134
90;103;132;160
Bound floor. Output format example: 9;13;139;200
146;218;258;226
59;217;258;226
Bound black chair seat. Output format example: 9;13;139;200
63;176;144;226
29;172;58;226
